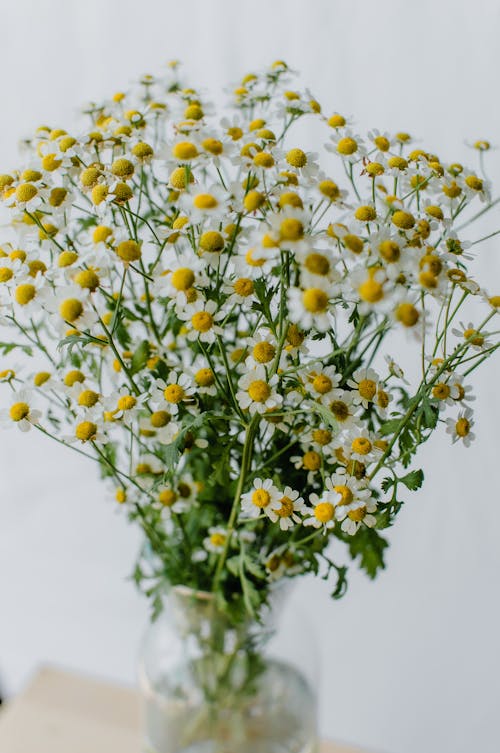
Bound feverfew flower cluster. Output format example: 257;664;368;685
0;60;498;614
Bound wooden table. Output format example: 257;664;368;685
0;666;369;753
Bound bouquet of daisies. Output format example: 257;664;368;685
0;60;498;619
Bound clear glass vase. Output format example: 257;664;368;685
138;584;319;753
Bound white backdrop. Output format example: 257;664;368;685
1;2;500;752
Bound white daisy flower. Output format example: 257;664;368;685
203;526;229;554
303;489;342;531
451;321;491;351
287;280;333;332
0;389;41;432
446;408;475;447
176;298;224;343
267;487;307;530
236;366;283;415
153;372;195;415
240;478;281;520
347;367;380;409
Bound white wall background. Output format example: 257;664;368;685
1;2;500;752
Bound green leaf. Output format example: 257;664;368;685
379;418;402;436
399;468;424;491
131;340;151;375
348;527;389;579
309;401;339;432
0;341;33;356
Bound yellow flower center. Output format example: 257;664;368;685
252;488;271;508
150;410;171;427
342;234;364;254
117;395;137;411
330;400;349;421
355;205;377;222
115;488;127;504
280;218;304;242
248;380;271;402
15;284;36;305
358;379;377;400
227;126;243;140
312;374;332;394
59;298;83;322
132;142;154;160
201;137;223;155
374;135;390;151
488;295;500;308
366;162;385;177
191;311;214;333
58;250;79;267
334;485;353;505
64;370;85;386
359;278;384;303
159;489;177;506
41;154;62;172
287;323;304;347
172;141;198;160
34;371;51;387
302;288;329;313
75;421;98;442
0;267;13;283
278;191;303;209
193;193;218;210
377;389;390;408
347;506;366;522
74;269;100;291
352;437;372;455
442;181;461;198
432;383;450;400
15;183;38;202
419;271;438;289
170;166;193;190
387;157;408;170
234;277;254;296
318;179;340;200
199;231;224;252
164;384;185;403
9;402;30;422
78;390;100;407
209;532;226;547
253;342;276;363
80;168;101;188
245;248;266;267
395;303;420;327
456;418;470;437
303;450;321;471
337;137;358;155
116;240;141;262
314;502;335;523
305;253;330;276
465;175;483;191
392;210;415;229
276;496;295;517
312;429;332;445
244;190;265;212
379;240;400;262
463;328;484;347
28;260;47;278
93;225;113;244
328;114;346;128
184;104;204;120
195;368;215;387
10;250;26;262
286;148;307;168
253;152;275;168
171;268;195;291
